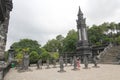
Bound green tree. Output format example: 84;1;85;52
88;25;106;45
11;39;41;54
9;39;41;63
51;52;59;60
44;39;59;52
56;35;64;53
30;51;40;63
40;48;51;61
63;29;78;52
43;34;64;54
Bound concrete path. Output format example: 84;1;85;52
4;64;120;80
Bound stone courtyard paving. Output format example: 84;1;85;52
4;64;120;80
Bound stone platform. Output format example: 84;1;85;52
4;64;120;80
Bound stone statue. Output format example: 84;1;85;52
65;57;67;66
0;0;13;60
37;59;42;69
8;46;14;63
72;56;77;70
83;55;89;69
53;59;57;68
46;59;50;69
58;56;66;72
70;57;73;66
93;56;99;68
23;53;29;70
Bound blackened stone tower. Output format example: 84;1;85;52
76;6;91;69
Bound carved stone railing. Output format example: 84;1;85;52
97;43;113;59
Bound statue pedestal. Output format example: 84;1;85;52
77;41;92;69
58;69;66;73
92;66;100;68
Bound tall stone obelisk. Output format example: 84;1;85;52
76;6;91;69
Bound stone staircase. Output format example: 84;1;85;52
98;44;120;64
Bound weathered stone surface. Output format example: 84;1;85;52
53;59;57;68
58;56;66;72
72;56;78;70
37;59;42;69
76;6;91;69
8;46;14;63
70;57;73;66
46;59;50;69
21;53;29;70
0;0;13;60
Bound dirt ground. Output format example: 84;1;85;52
4;64;120;80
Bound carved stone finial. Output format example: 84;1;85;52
78;6;83;16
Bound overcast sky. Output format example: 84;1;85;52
6;0;120;50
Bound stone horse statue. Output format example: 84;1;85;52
0;0;13;60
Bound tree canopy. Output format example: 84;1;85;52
8;22;120;62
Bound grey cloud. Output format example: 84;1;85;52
86;0;120;25
6;0;120;50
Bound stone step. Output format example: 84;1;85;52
100;46;120;64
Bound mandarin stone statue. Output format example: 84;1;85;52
8;46;14;63
46;59;50;69
58;56;66;72
70;57;73;66
53;59;57;68
65;56;67;66
72;56;77;70
37;59;42;69
23;53;29;70
93;56;99;68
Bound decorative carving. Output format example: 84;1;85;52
76;6;91;69
0;0;13;60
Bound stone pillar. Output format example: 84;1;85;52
83;28;87;40
78;29;81;40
